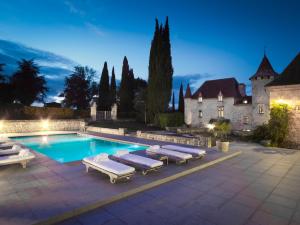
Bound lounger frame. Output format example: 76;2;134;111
82;160;135;184
0;156;35;168
146;151;190;164
110;155;163;175
161;146;206;159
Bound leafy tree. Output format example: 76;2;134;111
178;83;184;113
63;66;90;110
0;63;5;82
97;62;111;110
110;66;117;105
11;59;47;105
0;64;14;104
147;17;173;122
171;91;175;112
119;56;135;113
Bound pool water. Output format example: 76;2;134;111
11;134;147;163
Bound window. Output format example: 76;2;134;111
258;104;264;114
243;116;249;124
198;96;203;103
295;105;300;113
218;106;224;118
218;94;223;102
198;110;203;118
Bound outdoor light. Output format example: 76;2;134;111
206;124;215;130
41;119;49;130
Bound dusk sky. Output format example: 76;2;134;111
0;0;299;87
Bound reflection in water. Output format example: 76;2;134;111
90;141;96;154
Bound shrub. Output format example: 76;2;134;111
214;121;232;141
252;124;270;142
156;112;184;128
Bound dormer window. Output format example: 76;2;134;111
218;92;223;102
198;96;203;103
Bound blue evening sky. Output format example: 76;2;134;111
0;0;299;84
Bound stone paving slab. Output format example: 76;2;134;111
58;142;300;225
0;132;239;225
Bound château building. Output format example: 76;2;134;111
184;52;300;145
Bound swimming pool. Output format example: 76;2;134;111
11;134;147;163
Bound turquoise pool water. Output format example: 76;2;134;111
11;134;147;163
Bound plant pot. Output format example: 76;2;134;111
220;141;230;152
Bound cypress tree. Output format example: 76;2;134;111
119;56;133;113
97;62;110;110
172;91;175;112
178;83;184;113
147;17;173;122
110;66;117;105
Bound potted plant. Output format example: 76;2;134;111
214;121;232;152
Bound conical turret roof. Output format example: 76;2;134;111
250;54;278;80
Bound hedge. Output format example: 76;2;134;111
0;104;90;119
155;112;184;128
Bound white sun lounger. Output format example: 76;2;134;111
162;145;206;159
0;149;35;168
0;145;23;156
0;141;17;149
82;153;135;184
111;150;164;175
146;145;192;164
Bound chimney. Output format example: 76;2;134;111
238;83;246;97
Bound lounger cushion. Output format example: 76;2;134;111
94;153;109;162
0;152;35;166
84;156;135;176
115;152;163;168
162;145;206;156
147;146;192;160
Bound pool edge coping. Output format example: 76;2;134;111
33;150;242;225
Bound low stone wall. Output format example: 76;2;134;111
0;120;86;133
86;126;126;136
136;131;211;147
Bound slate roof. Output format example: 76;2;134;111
249;54;278;80
266;52;300;86
184;83;192;98
191;77;243;99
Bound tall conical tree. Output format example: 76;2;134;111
110;66;117;105
172;91;175;112
147;17;173;122
119;56;134;113
178;83;184;113
97;62;110;110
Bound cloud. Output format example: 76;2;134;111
85;22;105;37
64;0;85;16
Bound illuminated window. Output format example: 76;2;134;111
243;116;249;124
258;104;264;114
198;97;203;103
218;106;224;118
295;105;300;113
198;110;203;118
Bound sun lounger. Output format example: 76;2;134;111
0;141;17;149
0;145;22;156
146;145;192;164
0;149;35;168
162;145;206;159
82;153;135;184
111;150;163;175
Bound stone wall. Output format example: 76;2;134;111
267;84;300;145
136;131;211;147
0;120;86;133
184;97;253;131
251;77;273;127
86;126;126;136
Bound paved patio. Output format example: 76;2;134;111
58;142;300;225
0;133;238;225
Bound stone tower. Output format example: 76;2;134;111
250;54;278;127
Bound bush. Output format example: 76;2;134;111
155;112;184;129
252;124;270;142
252;104;291;147
214;121;232;141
